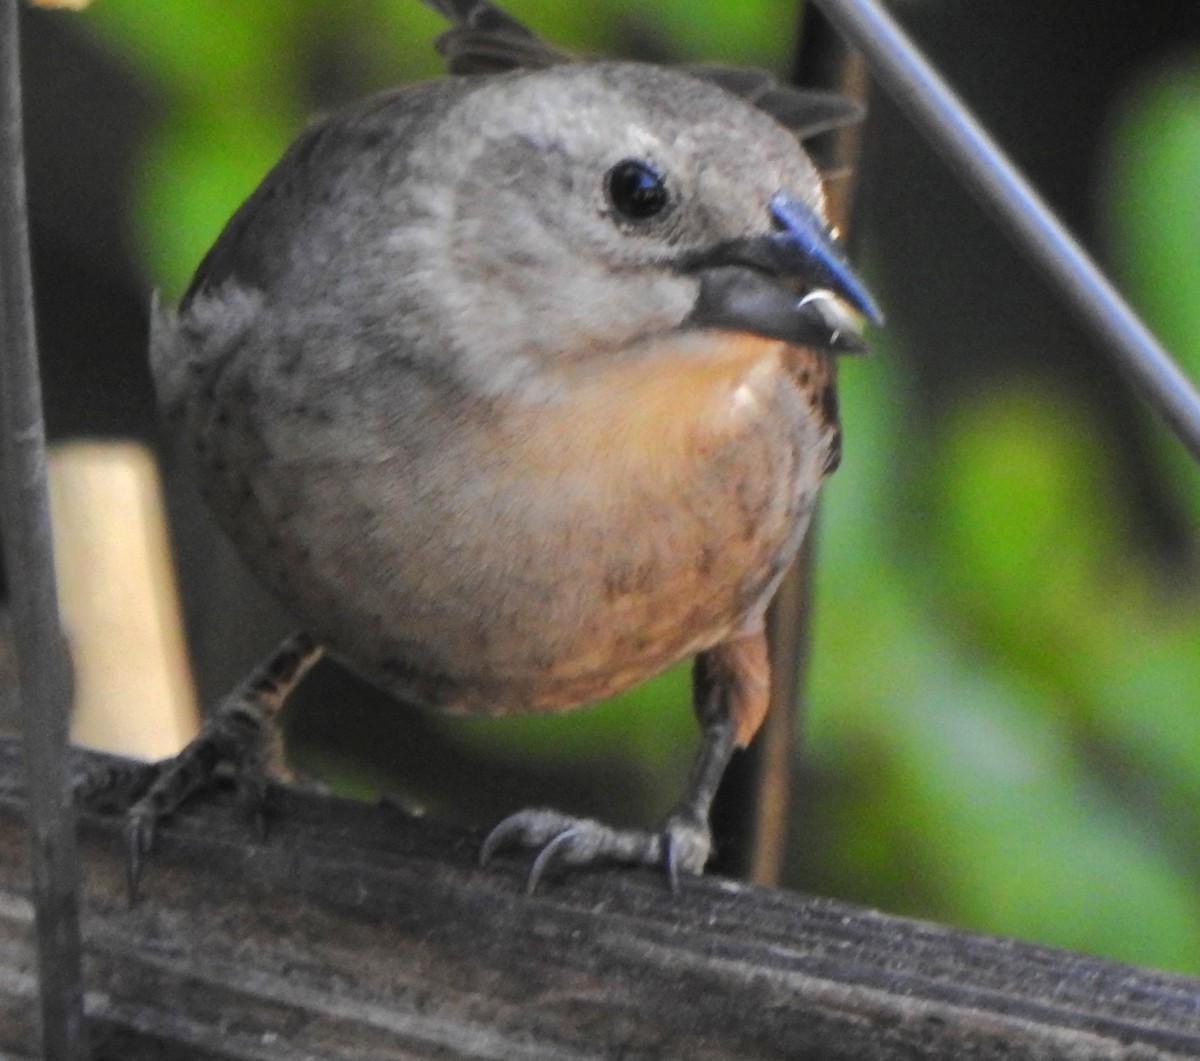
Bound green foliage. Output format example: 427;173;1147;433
798;53;1200;971
808;355;1200;972
82;0;798;295
76;1;1200;974
1104;56;1200;531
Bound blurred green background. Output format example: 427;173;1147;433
19;0;1200;974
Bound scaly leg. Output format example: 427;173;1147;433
107;632;323;902
480;626;770;894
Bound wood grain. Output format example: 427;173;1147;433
0;738;1196;1059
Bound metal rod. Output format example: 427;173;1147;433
0;1;90;1055
813;0;1200;465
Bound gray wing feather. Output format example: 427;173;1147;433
686;64;864;142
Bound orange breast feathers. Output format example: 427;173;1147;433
515;331;795;483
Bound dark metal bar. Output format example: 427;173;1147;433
813;0;1200;465
0;2;90;1056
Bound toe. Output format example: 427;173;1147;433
663;815;712;893
74;759;158;812
479;807;704;893
665;816;711;873
480;808;574;866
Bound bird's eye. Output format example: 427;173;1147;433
605;159;670;222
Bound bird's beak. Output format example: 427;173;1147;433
682;192;882;353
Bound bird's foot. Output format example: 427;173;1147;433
480;807;712;895
76;633;320;904
76;706;277;906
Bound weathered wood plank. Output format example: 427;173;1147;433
0;737;1196;1059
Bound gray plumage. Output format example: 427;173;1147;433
141;0;878;888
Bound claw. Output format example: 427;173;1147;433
479;806;711;893
480;807;573;868
124;811;156;908
665;833;683;897
526;826;584;895
239;775;272;843
479;815;524;866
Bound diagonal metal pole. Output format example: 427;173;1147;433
813;0;1200;466
0;1;90;1055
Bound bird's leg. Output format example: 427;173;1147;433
79;631;323;903
481;626;770;894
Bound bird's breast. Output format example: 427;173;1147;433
197;330;836;716
451;333;826;709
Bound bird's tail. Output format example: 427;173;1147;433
417;0;571;74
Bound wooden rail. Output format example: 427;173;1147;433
0;737;1197;1059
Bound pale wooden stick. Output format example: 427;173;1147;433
48;440;198;758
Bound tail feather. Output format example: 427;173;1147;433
418;0;570;73
415;0;865;152
418;0;533;36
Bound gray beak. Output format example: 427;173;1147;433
683;192;882;353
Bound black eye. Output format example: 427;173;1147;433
605;158;670;221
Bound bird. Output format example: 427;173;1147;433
124;0;881;898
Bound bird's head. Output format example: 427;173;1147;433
407;60;880;397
